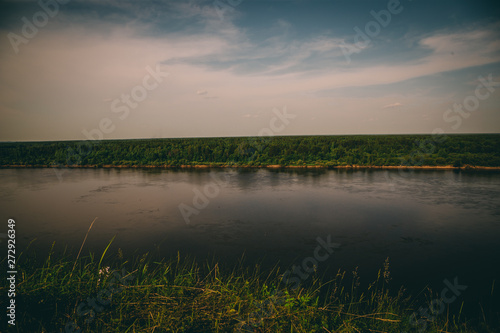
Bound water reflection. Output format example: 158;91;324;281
0;168;499;302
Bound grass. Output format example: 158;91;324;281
2;241;496;333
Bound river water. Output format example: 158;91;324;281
1;168;499;311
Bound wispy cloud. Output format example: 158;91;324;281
383;102;403;109
1;1;499;140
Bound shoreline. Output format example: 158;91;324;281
1;164;500;170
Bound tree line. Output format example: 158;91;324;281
1;134;499;167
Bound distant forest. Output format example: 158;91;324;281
1;134;499;168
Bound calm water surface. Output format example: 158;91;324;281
1;168;499;306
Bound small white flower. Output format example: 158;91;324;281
98;266;111;284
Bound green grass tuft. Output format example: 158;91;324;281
1;244;494;332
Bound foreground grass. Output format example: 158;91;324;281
1;246;492;333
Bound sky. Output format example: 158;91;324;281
0;0;499;141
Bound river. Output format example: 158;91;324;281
1;167;499;310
